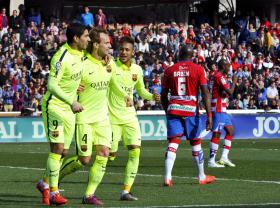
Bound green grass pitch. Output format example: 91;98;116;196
0;140;280;207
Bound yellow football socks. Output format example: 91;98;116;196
85;155;108;196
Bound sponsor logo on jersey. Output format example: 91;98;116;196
168;104;196;112
70;70;82;80
132;74;137;81
122;86;133;94
90;81;110;90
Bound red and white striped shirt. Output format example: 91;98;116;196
162;61;207;117
209;71;229;113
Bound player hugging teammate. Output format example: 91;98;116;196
36;24;237;205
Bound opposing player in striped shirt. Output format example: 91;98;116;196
161;44;215;186
208;59;237;168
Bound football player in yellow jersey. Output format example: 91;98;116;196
58;28;128;205
36;23;90;206
108;36;160;201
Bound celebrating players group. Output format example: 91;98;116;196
36;23;236;206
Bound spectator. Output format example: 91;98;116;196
270;99;279;109
9;10;20;42
142;63;152;79
47;21;59;36
256;80;267;106
2;84;14;111
243;65;251;79
243;93;250;109
0;66;9;86
38;22;47;36
41;64;49;78
266;81;278;104
247;99;257;109
167;22;178;36
248;11;260;31
0;8;8;39
234;11;247;39
263;56;274;69
156;29;168;46
26;21;39;47
247;24;258;44
150;78;162;94
16;77;28;93
151;64;163;79
156;47;166;62
164;56;174;68
0;10;279;111
80;6;94;29
10;63;22;79
213;37;223;54
26;95;38;115
231;56;241;73
219;11;230;36
138;38;149;53
256;30;266;54
0;101;4;111
96;9;107;29
13;91;24;111
150;38;160;53
167;34;179;54
0;85;2;102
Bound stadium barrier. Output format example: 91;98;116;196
0;110;279;142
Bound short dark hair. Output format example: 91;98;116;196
66;23;87;44
119;36;135;46
86;27;108;53
179;44;193;60
218;59;229;70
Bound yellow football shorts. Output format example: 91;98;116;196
111;119;141;152
75;119;112;157
42;106;75;150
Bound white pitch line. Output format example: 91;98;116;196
0;165;280;185
10;148;280;154
17;149;170;154
108;203;280;208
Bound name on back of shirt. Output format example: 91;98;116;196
174;71;189;77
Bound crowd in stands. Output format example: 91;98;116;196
0;5;280;113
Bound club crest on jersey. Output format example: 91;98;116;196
132;74;137;81
55;61;61;72
51;130;59;138
106;65;112;73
